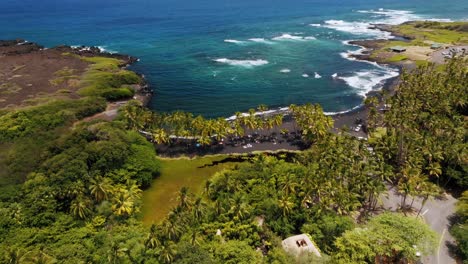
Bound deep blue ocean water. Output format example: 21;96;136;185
1;0;467;117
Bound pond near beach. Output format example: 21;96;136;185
141;155;242;224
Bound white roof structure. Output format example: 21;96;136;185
281;234;321;258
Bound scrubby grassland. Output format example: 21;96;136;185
0;46;144;187
79;56;141;100
367;21;468;64
394;21;468;44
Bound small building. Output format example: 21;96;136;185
390;46;406;53
281;234;321;258
430;43;442;49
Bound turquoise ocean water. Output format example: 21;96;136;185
1;0;467;117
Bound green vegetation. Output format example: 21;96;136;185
142;156;240;224
0;55;465;263
387;54;408;62
395;21;468;44
49;67;79;86
370;57;467;190
334;213;437;263
451;191;468;263
368;21;468;64
79;56;141;100
121;102;331;146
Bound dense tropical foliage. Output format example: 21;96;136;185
0;57;466;263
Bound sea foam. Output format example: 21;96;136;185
323;20;393;39
248;38;273;44
272;34;316;41
338;68;399;97
214;58;269;68
224;39;245;44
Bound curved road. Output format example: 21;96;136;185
381;185;458;264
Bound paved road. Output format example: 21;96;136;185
381;185;458;264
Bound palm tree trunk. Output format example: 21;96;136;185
417;196;429;217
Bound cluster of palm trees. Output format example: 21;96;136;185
370;57;467;212
122;101;334;148
3;247;55;264
135;187;209;263
289;103;334;142
70;176;141;220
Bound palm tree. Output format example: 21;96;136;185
89;176;113;202
257;104;268;112
121;100;144;130
417;181;440;217
108;241;128;264
273;114;284;127
197;136;212;146
177;187;193;210
278;195;295;217
4;247;27;264
24;249;55;264
158;242;176;264
145;224;161;250
152;128;169;144
192;197;206;223
160;219;182;241
70;196;91;219
111;188;134;217
280;173;298;196
228;195;249;220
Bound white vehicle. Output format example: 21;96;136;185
354;124;362;132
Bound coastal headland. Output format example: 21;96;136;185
0;39;151;118
347;21;468;69
1;20;467;157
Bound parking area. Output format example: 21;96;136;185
430;45;468;64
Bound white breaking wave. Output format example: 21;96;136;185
323;104;363;115
280;68;291;73
302;74;309;78
224;39;245;44
71;45;117;54
356;9;421;25
272;34;316;41
323;20;393;39
332;73;338;78
324;9;451;39
225;104;363;121
249;38;274;44
214;58;269;68
338;68;399;97
314;72;322;79
310;23;322;27
97;46;118;54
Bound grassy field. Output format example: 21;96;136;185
367;21;468;64
387;54;408;62
394;21;468;44
78;56;141;100
141;155;245;224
